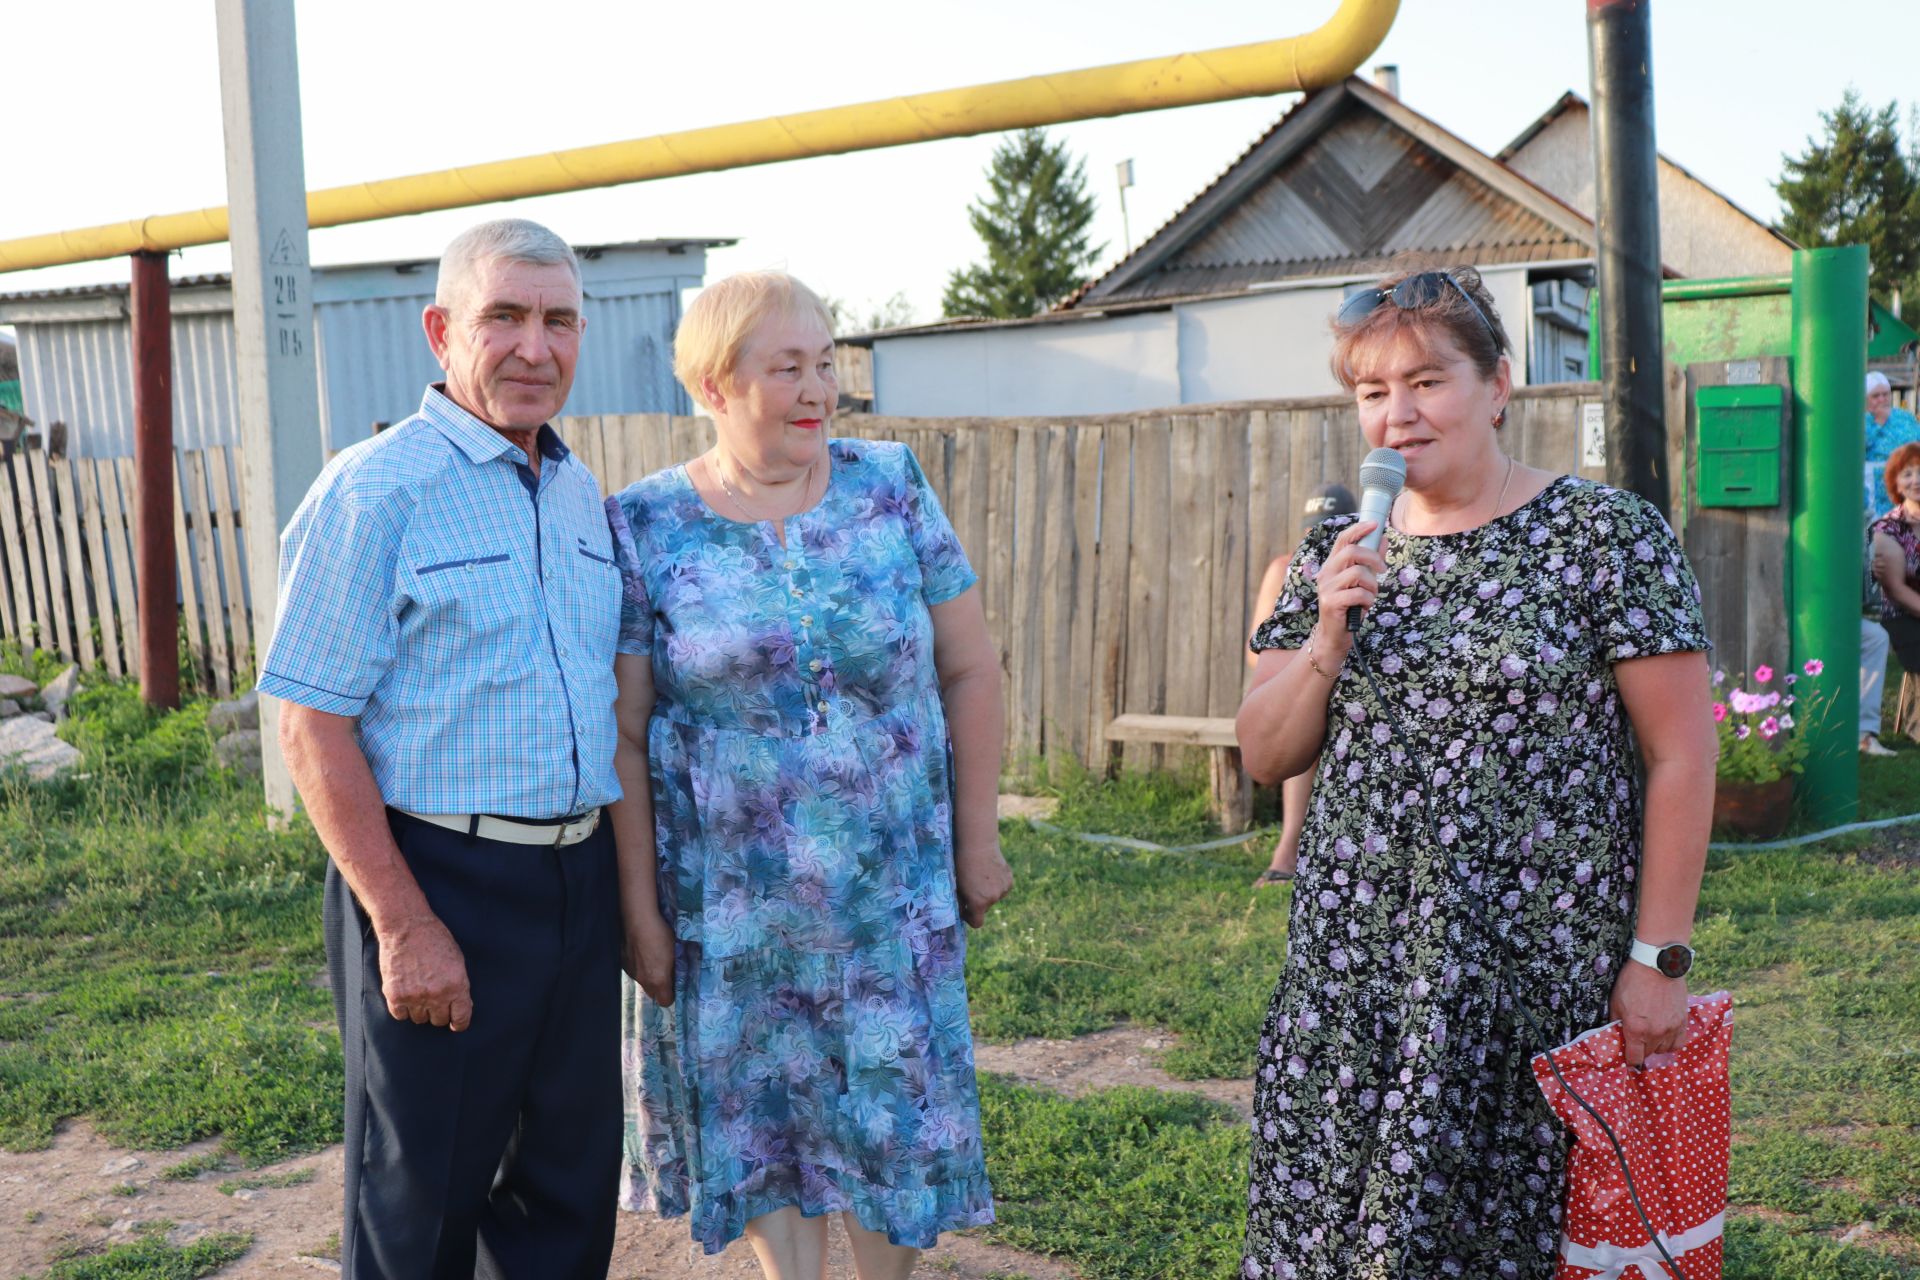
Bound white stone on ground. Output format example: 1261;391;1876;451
0;716;83;780
208;690;260;734
0;674;38;699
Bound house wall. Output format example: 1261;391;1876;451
871;311;1179;416
871;266;1537;415
1504;107;1793;279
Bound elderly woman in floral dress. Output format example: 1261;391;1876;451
1234;266;1716;1279
603;271;1011;1280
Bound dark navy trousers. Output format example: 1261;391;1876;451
324;809;621;1280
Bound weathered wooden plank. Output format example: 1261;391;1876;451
1163;414;1214;725
1105;713;1239;746
671;417;709;472
946;427;988;573
1006;425;1049;765
571;414;607;497
1209;410;1250;719
1037;424;1076;767
77;459;121;677
983;425;1018;741
184;451;232;694
51;459;98;671
0;458;31;645
27;451;72;659
203;447;253;677
1740;357;1794;676
172;449;212;692
1681;365;1749;680
1245;409;1285;641
1089;422;1133;771
1122;417;1172;771
109;458;141;663
1064;426;1103;770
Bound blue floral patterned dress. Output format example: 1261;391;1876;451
605;439;994;1253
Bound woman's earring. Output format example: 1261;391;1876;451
1492;409;1507;428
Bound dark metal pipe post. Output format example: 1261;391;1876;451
1587;0;1669;520
129;251;179;709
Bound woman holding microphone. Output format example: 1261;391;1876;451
1235;267;1715;1279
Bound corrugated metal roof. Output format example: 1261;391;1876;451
7;239;712;456
0;239;734;305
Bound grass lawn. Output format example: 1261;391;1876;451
3;666;1919;1278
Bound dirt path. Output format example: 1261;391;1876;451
0;1018;1241;1279
976;1025;1254;1120
0;1120;1078;1279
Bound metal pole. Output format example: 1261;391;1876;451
1790;245;1868;827
129;251;179;710
1586;0;1669;520
216;0;325;818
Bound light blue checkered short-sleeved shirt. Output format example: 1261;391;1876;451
258;386;624;818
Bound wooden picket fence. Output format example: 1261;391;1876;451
0;385;1608;766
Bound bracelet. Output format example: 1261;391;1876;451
1304;625;1343;680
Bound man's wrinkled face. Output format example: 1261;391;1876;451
425;257;583;430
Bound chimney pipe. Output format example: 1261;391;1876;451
1372;64;1400;97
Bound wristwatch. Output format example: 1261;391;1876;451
1629;938;1695;979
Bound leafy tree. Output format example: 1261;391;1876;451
943;129;1104;319
1775;91;1920;310
823;291;918;335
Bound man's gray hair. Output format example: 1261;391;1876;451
435;219;580;312
1867;370;1892;395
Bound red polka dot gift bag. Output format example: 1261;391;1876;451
1530;990;1732;1280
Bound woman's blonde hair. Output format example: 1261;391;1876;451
674;271;834;411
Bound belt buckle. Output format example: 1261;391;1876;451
555;809;600;848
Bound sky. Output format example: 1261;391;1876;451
2;0;1917;334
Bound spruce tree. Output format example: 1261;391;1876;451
943;129;1104;319
1775;91;1920;309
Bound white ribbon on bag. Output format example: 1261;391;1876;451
1559;1210;1724;1280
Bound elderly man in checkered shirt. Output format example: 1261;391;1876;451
259;219;626;1279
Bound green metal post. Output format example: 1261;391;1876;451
1789;246;1868;827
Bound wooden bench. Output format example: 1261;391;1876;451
1104;714;1253;834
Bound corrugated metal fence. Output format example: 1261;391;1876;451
0;386;1608;764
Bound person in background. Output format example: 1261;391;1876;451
1871;443;1920;715
606;271;1010;1279
1866;371;1920;519
1246;482;1356;885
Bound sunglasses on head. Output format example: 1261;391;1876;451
1337;271;1496;343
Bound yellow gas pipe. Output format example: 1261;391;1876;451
0;0;1397;274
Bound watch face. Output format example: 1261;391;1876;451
1656;943;1693;979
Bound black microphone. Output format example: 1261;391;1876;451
1345;447;1407;632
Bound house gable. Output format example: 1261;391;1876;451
1073;78;1594;309
1500;94;1795;279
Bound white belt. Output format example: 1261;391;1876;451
400;808;602;848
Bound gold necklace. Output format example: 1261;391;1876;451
1394;455;1516;534
713;448;818;522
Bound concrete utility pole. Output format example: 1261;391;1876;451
215;0;326;818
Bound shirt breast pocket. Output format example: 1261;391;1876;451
407;551;525;648
568;535;624;652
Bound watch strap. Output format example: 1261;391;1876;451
1630;937;1693;977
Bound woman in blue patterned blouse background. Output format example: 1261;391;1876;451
603;271;1013;1279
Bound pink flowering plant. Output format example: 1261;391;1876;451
1710;659;1823;785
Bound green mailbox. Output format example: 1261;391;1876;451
1696;383;1783;507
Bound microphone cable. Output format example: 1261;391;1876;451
1343;638;1693;1280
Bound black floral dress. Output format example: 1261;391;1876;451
1243;476;1707;1280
